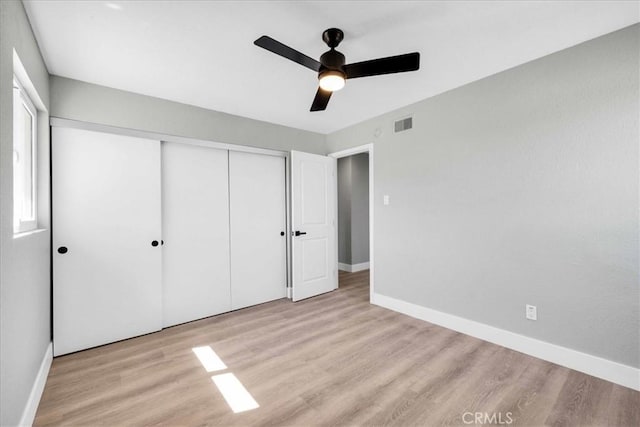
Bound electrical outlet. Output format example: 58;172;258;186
526;304;537;321
383;195;390;205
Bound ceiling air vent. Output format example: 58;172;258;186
394;116;413;133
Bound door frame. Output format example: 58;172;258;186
328;144;374;303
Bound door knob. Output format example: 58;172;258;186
294;231;307;236
151;240;159;247
57;246;68;254
280;231;285;236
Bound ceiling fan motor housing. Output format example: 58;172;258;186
320;49;346;71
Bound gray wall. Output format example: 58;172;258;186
327;24;639;368
337;153;369;266
338;156;352;264
50;76;326;154
0;1;51;425
350;153;369;264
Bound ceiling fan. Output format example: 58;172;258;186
254;28;420;112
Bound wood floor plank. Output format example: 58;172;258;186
34;270;639;426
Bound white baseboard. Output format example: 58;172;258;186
372;293;640;391
18;342;52;427
338;262;370;273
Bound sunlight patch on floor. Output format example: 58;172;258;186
192;345;259;413
212;373;260;413
192;346;228;372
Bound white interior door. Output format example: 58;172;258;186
291;151;337;301
53;127;162;356
229;151;286;309
161;143;231;327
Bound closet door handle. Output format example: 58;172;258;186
151;240;159;247
280;231;285;236
294;231;307;236
57;246;68;254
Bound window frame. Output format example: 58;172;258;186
13;75;38;234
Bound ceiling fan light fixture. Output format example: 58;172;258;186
318;70;345;92
254;28;420;111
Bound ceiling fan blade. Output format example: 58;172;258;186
310;87;332;112
343;52;420;79
254;36;321;72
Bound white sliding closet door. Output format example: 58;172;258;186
162;142;231;327
53;127;162;356
229;151;286;309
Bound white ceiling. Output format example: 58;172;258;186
24;1;639;134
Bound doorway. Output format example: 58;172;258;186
329;144;374;301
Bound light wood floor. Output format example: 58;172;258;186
35;271;639;426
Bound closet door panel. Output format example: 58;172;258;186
53;127;162;356
162;142;231;327
229;151;286;309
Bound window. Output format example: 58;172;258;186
13;76;38;234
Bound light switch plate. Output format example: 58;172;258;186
383;195;390;205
